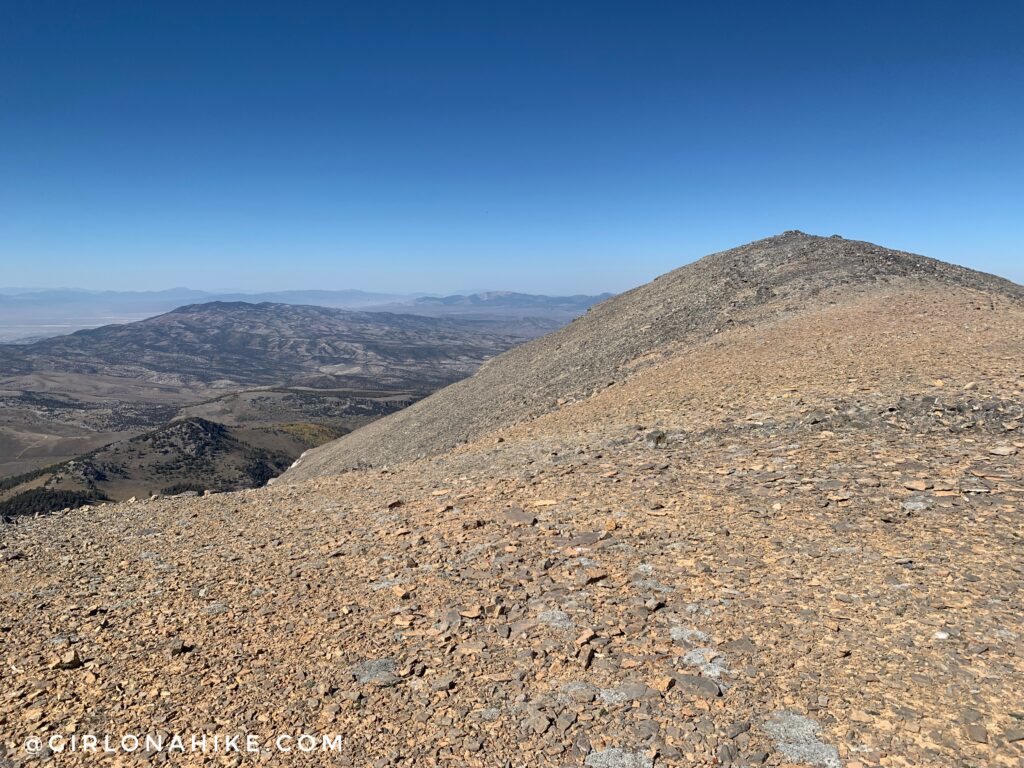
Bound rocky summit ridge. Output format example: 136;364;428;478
1;232;1022;768
286;231;1021;478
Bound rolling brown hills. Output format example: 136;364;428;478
0;301;522;479
1;233;1021;768
0;301;521;389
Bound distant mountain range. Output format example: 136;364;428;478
0;300;527;478
402;290;612;313
412;290;609;308
0;291;609;503
0;288;611;342
0;301;519;389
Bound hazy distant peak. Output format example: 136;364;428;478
412;291;613;308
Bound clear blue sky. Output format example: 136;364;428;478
1;0;1021;293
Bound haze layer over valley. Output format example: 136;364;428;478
0;288;610;343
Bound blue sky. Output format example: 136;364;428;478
1;0;1021;293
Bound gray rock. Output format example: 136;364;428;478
598;687;628;705
430;673;456;692
670;626;710;644
350;658;400;687
762;712;840;768
726;721;751;738
526;712;551;734
53;649;84;670
644;430;667;448
584;747;654;768
599;681;659;704
960;708;984;723
560;680;598;704
965;723;988;743
503;507;537;525
721;636;757;655
166;637;189;657
683;647;728;678
537;609;573;630
672;673;721;699
901;497;931;513
717;742;738;764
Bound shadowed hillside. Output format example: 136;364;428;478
0;417;343;518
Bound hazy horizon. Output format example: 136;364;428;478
3;226;1023;296
0;285;613;299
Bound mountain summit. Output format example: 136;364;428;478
286;231;1021;478
3;232;1021;768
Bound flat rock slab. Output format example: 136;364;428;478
584;748;654;768
350;658;400;687
763;711;841;768
502;507;537;525
671;672;721;699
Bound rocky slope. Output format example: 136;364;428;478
287;231;1022;478
0;233;1021;768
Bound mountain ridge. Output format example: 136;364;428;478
0;301;531;479
286;231;1022;478
0;301;520;388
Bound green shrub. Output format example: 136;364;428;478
0;488;105;518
